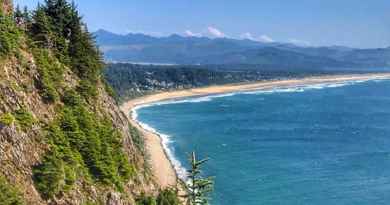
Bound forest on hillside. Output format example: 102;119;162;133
104;63;366;102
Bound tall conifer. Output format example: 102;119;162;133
186;152;214;205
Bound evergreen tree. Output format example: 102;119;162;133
14;5;23;23
43;0;72;37
30;5;53;48
0;176;24;205
67;2;92;77
14;5;30;30
22;6;32;25
30;0;103;92
0;8;21;57
157;188;181;205
32;152;66;199
66;2;104;98
186;152;214;205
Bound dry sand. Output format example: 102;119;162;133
120;73;390;188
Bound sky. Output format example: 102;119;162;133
14;0;390;48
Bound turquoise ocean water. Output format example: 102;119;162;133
135;79;390;205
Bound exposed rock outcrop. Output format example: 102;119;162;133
1;0;13;15
0;1;159;204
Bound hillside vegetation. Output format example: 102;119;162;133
0;1;180;204
104;63;359;102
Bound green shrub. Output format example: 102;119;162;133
136;188;180;205
136;194;157;205
32;153;66;199
136;189;180;205
0;112;15;126
32;124;85;199
103;78;118;102
0;175;24;205
33;49;64;103
156;188;180;205
46;124;81;184
33;104;137;198
64;105;136;188
13;108;35;130
0;14;20;57
129;124;145;154
78;114;135;189
62;89;82;107
82;200;102;205
77;79;98;100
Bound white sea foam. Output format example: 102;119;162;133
242;79;376;95
159;93;237;105
132;108;188;180
131;104;155;120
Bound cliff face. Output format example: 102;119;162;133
0;42;157;205
0;52;47;204
0;1;159;204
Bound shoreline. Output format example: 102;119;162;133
119;73;390;188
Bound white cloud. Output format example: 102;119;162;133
240;32;255;40
184;30;202;37
258;35;274;43
124;29;165;37
207;26;226;38
240;32;274;43
289;38;312;47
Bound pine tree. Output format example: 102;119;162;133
43;0;72;36
30;5;53;48
14;5;30;30
22;6;32;25
66;2;104;98
33;0;73;56
67;2;89;77
186;152;214;205
28;0;104;99
14;5;23;23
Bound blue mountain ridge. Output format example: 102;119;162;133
94;29;390;70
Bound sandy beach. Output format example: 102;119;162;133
119;73;390;188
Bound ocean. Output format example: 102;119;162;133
134;79;390;205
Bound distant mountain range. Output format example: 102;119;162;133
94;29;390;71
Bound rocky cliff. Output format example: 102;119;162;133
0;1;167;204
0;56;156;204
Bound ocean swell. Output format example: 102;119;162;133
131;77;389;181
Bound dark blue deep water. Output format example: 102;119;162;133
136;80;390;205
